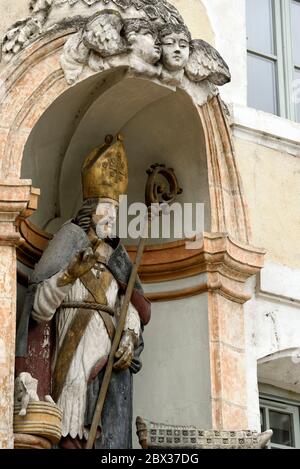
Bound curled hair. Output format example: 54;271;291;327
159;23;191;43
123;18;158;39
74;198;99;233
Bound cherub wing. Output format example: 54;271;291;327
185;39;231;86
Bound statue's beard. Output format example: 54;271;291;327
91;219;115;240
91;220;107;240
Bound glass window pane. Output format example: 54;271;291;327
291;1;300;66
247;0;275;55
269;411;294;447
248;53;278;114
294;69;300;122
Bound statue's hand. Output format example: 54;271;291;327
57;248;100;287
113;330;138;371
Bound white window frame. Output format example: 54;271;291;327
260;396;300;449
247;0;300;122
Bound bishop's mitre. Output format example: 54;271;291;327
82;134;128;202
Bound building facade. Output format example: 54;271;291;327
0;0;299;450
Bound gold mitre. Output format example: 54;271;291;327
82;134;128;202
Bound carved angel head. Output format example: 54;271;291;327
124;18;161;65
83;10;127;58
159;23;191;72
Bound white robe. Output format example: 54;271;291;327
32;243;141;439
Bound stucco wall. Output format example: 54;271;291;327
202;0;247;106
133;293;212;447
235;133;300;430
169;0;214;43
235;138;300;269
244;273;300;430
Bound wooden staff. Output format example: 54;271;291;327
86;164;182;449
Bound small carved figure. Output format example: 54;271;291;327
83;10;127;58
60;32;90;84
14;372;56;417
123;18;162;77
124;18;161;65
14;372;40;417
61;10;128;83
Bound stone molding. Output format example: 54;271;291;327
0;181;40;247
14;401;62;445
14;433;52;449
230;104;300;158
255;261;300;308
144;232;265;303
258;349;300;395
17;224;265;302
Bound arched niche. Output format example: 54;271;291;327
21;69;211;240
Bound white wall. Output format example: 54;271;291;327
202;0;247;106
245;263;300;430
133;292;212;447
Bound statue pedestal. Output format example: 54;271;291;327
13;402;62;449
14;433;52;449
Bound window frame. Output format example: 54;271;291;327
289;0;300;122
260;396;300;449
247;0;300;122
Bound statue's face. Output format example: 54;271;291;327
128;29;162;64
161;32;190;71
92;201;118;239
